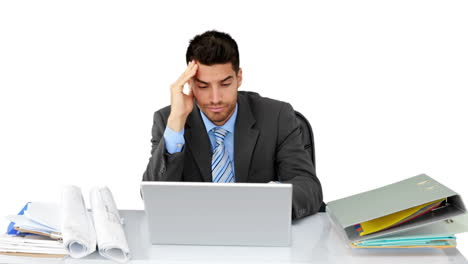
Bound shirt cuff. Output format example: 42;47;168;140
163;126;185;154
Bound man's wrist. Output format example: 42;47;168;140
167;115;187;132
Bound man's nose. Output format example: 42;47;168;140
211;87;222;103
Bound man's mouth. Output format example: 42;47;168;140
207;106;224;113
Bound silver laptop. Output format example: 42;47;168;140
140;181;292;246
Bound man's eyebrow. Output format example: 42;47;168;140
194;78;209;85
221;76;233;82
195;76;233;84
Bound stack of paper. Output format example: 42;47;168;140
2;185;131;262
0;234;67;258
2;202;65;258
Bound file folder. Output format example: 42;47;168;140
326;174;468;248
6;203;29;236
6;202;62;240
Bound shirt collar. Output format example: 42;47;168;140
199;103;238;134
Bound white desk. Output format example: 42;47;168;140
1;210;467;264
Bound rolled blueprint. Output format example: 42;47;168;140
90;186;131;263
61;186;97;258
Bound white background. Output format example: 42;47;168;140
1;0;467;257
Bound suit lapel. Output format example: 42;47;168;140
234;94;259;183
186;106;212;182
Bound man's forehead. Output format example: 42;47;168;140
195;63;236;83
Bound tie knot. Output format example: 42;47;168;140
213;127;228;145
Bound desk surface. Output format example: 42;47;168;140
1;210;467;264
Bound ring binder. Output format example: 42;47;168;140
326;174;468;248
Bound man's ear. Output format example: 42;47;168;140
236;67;243;88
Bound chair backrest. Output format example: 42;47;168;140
295;111;316;167
295;111;326;212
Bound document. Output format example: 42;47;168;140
6;214;58;236
6;202;60;238
0;234;67;258
90;186;130;263
356;198;445;236
61;185;97;259
352;234;456;248
24;202;61;231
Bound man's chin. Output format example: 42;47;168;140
208;113;228;123
203;111;229;125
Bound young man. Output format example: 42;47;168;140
143;30;323;219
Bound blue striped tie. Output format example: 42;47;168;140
211;127;234;183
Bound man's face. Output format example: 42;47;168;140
191;62;242;126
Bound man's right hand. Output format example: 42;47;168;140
167;60;198;132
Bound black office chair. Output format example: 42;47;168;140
295;111;326;213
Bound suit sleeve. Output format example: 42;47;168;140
275;103;323;219
142;110;185;182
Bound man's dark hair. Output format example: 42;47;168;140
186;30;240;73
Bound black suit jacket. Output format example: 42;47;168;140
143;91;323;219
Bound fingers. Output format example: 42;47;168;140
183;61;197;96
175;61;198;90
186;60;198;77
